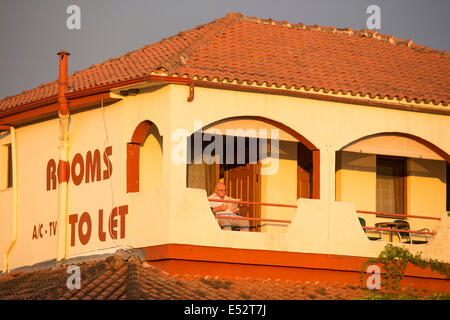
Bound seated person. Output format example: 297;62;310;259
208;182;249;232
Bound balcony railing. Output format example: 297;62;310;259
357;210;439;240
356;210;441;221
207;198;294;226
207;199;441;241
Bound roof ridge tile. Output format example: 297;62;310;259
239;12;448;56
159;12;244;74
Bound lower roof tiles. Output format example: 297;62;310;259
0;250;447;300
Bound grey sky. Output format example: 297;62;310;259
0;0;449;100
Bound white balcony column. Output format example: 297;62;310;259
319;144;337;205
319;145;337;254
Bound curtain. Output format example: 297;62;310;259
187;163;217;196
376;158;405;214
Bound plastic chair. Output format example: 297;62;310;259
359;217;381;241
393;220;411;243
394;220;431;244
411;228;431;244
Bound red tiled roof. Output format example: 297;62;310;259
1;12;449;112
0;251;445;300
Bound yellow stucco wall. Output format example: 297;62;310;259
335;151;376;211
407;158;447;231
140;127;163;192
1;83;449;271
260;140;298;233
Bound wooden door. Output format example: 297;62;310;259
297;143;313;199
224;162;261;231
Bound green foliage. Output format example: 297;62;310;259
363;290;450;300
360;244;450;292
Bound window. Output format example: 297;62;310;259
7;144;12;188
1;144;13;189
376;156;405;217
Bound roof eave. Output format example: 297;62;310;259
0;75;192;127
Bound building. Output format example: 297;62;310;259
0;12;449;296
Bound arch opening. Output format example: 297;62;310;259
336;132;448;242
186;116;320;233
127;120;163;193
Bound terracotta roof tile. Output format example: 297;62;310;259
0;12;448;113
0;251;448;300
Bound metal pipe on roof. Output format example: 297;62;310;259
56;50;70;262
57;50;70;117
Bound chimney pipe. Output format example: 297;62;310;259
57;50;70;117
